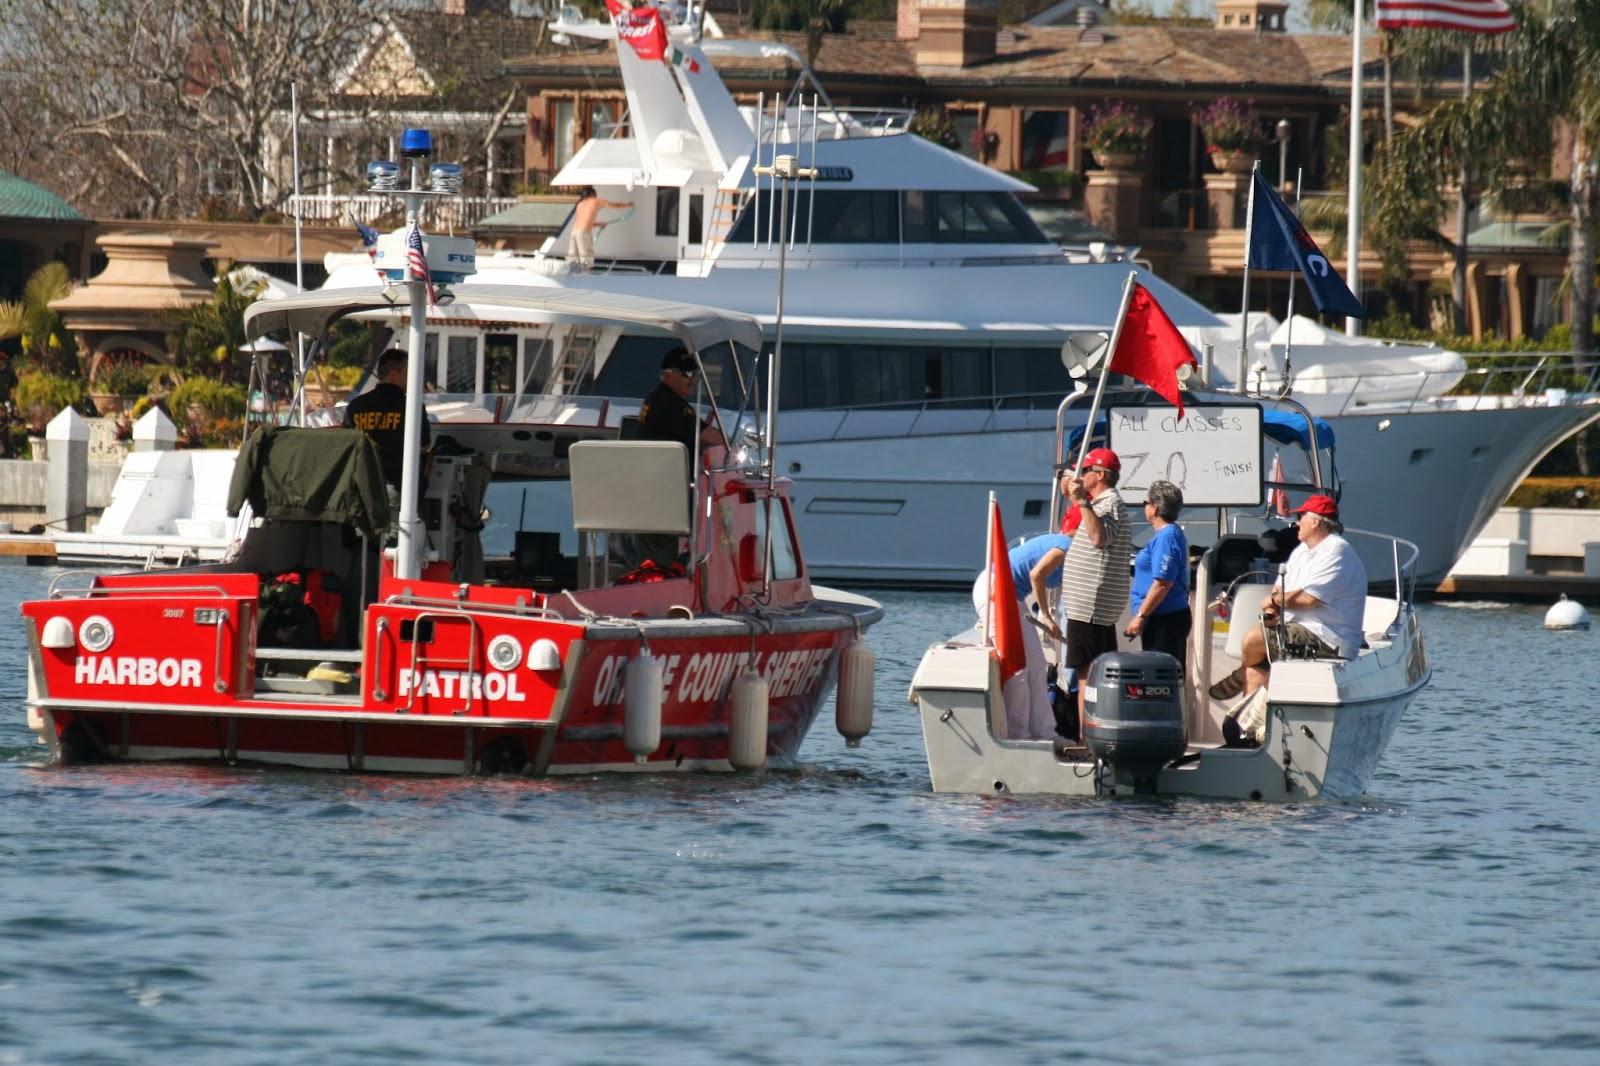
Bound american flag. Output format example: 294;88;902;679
1375;0;1516;34
406;223;436;305
352;217;384;282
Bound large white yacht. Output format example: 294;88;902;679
317;8;1600;589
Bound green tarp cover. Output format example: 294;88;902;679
228;426;391;539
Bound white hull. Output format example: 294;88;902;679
910;599;1428;802
777;401;1599;588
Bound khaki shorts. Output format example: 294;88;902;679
1265;621;1338;660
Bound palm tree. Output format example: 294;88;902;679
0;261;75;375
1370;1;1600;355
166;270;264;388
750;0;860;67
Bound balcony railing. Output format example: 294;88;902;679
289;194;523;230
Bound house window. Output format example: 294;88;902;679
552;99;576;170
951;110;982;160
1020;110;1071;171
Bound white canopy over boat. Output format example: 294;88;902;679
244;284;765;354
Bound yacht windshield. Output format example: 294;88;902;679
728;189;1051;245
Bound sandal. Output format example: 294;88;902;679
1208;670;1244;701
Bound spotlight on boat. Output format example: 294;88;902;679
400;128;433;159
78;615;115;653
487;634;523;671
1061;331;1108;379
429;163;464;195
1544;594;1590;631
366;161;400;192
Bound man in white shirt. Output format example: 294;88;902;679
1209;494;1368;701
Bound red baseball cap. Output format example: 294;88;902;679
1081;447;1120;472
1294;494;1339;518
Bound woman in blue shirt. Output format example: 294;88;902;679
1124;480;1191;671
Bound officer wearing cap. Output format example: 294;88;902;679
631;348;725;567
639;348;725;451
1056;446;1132;742
1210;493;1368;705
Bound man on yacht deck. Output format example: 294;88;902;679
571;186;630;272
1209;494;1367;703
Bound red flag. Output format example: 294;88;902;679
1109;283;1198;418
987;498;1026;686
1375;1;1516;34
1268;453;1290;517
604;0;670;62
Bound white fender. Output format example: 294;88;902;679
1544;594;1590;631
835;637;875;748
623;653;663;763
727;665;769;771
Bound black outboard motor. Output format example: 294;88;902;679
1083;651;1186;793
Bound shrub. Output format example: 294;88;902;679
909;106;959;151
167;377;246;421
1194;98;1260;154
93;354;152;396
1083;101;1151;156
14;370;84;430
1506;477;1600;509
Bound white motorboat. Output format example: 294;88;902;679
909;391;1429;801
46;448;244;567
310;7;1600;589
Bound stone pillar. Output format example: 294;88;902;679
132;407;178;453
1203;172;1250;229
45;407;89;532
1084;170;1144;240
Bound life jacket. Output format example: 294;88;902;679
616;559;686;585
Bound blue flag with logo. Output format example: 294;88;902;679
1248;169;1365;319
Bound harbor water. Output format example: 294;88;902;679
1;567;1596;1064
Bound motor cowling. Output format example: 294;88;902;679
1083;651;1186;792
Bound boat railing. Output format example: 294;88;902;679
47;573;236;601
289;193;520;230
1341;527;1422;621
1268;351;1600;416
380;589;567;623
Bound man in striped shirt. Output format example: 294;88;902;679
1058;447;1132;741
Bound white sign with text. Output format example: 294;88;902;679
1106;404;1263;507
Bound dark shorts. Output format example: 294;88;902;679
1064;619;1118;672
1141;609;1192;670
1266;621;1338;660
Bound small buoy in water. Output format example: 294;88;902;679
623;653;663;763
835;637;875;747
1544;594;1591;631
727;665;769;771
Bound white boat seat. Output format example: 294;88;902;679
568;440;690;535
1224;583;1274;658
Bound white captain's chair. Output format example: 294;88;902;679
568;440;691;588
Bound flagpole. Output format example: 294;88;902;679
1346;0;1365;337
984;491;996;648
1237;161;1260;395
291;84;307;424
1282;165;1303;392
1075;270;1138;477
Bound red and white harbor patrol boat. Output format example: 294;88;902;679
19;150;880;775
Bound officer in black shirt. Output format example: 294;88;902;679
343;347;431;490
638;347;725;450
631;348;723;567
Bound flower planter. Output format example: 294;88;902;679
1093;150;1141;171
1210;150;1255;175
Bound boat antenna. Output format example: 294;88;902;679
1280;165;1303;396
291;83;307;424
752;150;817;598
364;128;463;580
1237;159;1259;396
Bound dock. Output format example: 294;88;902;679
0;536;58;562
